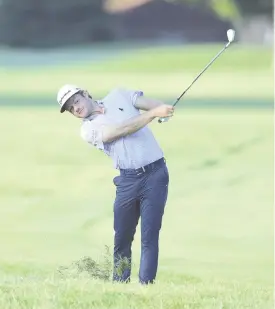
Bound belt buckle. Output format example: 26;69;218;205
136;166;145;175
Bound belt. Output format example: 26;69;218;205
120;158;166;176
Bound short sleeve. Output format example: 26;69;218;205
116;88;143;109
80;119;105;151
131;90;144;108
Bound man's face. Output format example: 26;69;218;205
65;92;93;118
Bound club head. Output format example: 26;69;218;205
227;29;235;43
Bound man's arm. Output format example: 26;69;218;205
102;105;174;143
134;96;165;111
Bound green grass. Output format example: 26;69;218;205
1;44;272;72
0;106;273;308
0;69;272;100
0;44;272;99
0;277;272;309
67;45;272;73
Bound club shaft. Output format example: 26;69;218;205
173;43;230;107
158;42;231;123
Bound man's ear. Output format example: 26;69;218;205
82;90;90;98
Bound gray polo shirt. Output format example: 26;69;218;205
80;88;164;169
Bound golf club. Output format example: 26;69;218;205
158;29;236;123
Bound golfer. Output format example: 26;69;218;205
57;84;174;284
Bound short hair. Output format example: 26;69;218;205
79;90;93;99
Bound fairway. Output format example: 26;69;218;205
0;44;272;102
0;106;273;309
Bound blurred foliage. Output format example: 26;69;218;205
235;0;273;19
0;0;115;48
171;0;273;19
0;0;272;48
210;0;240;20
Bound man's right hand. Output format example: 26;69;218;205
151;104;174;118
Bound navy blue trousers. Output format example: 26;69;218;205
112;158;169;284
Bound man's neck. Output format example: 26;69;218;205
86;101;104;119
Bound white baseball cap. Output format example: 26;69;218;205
57;84;82;113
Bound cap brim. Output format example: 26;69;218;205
60;103;67;113
59;88;81;113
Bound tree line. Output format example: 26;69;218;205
0;0;272;48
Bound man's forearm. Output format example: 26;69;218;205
102;110;156;143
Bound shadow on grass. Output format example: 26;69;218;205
188;135;265;171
